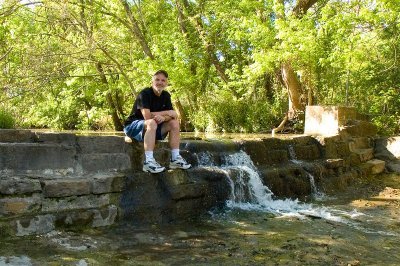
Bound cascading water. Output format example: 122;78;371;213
197;150;316;216
195;149;400;236
287;145;325;200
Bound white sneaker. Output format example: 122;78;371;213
143;159;165;173
169;155;191;170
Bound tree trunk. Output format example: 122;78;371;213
281;62;303;119
95;62;124;131
174;99;192;132
273;0;321;133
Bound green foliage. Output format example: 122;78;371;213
0;0;399;135
189;93;283;133
0;108;15;129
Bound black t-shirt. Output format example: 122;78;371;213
124;87;173;126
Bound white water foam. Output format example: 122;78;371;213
197;150;399;236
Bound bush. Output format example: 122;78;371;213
189;97;281;133
0;109;15;129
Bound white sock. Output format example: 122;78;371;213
145;151;154;162
171;149;180;161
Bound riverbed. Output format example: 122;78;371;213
1;173;399;266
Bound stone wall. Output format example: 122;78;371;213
0;126;394;236
0;130;130;236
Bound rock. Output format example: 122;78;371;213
365;159;386;174
386;162;400;173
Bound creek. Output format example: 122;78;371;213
1;148;399;265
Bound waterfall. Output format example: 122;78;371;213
195;150;310;214
194;150;395;235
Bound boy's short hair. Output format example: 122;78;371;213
154;70;168;78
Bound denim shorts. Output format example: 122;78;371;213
124;120;166;142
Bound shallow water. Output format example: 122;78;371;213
1;173;400;266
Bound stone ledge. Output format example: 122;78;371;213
41;194;110;212
0;129;34;143
0;177;41;195
42;179;91;198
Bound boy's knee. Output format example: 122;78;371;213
145;119;158;130
170;119;180;130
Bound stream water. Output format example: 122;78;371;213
1;150;400;265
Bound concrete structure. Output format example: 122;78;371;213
0;122;396;236
304;106;373;136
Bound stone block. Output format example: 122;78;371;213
79;153;131;173
15;214;55;236
42;179;91;197
0;129;34;143
42;194;110;212
305;106;357;136
0;195;41;215
340;121;378;137
34;132;77;144
184;140;240;154
0;143;76;171
77;136;128;154
91;173;125;194
365;159;386;174
0;177;41;195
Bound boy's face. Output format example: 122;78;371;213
152;73;168;94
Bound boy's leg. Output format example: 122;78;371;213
161;119;191;169
143;119;158;152
161;119;180;149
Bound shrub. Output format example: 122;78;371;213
0;108;15;129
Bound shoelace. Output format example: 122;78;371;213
147;159;162;167
175;155;187;162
